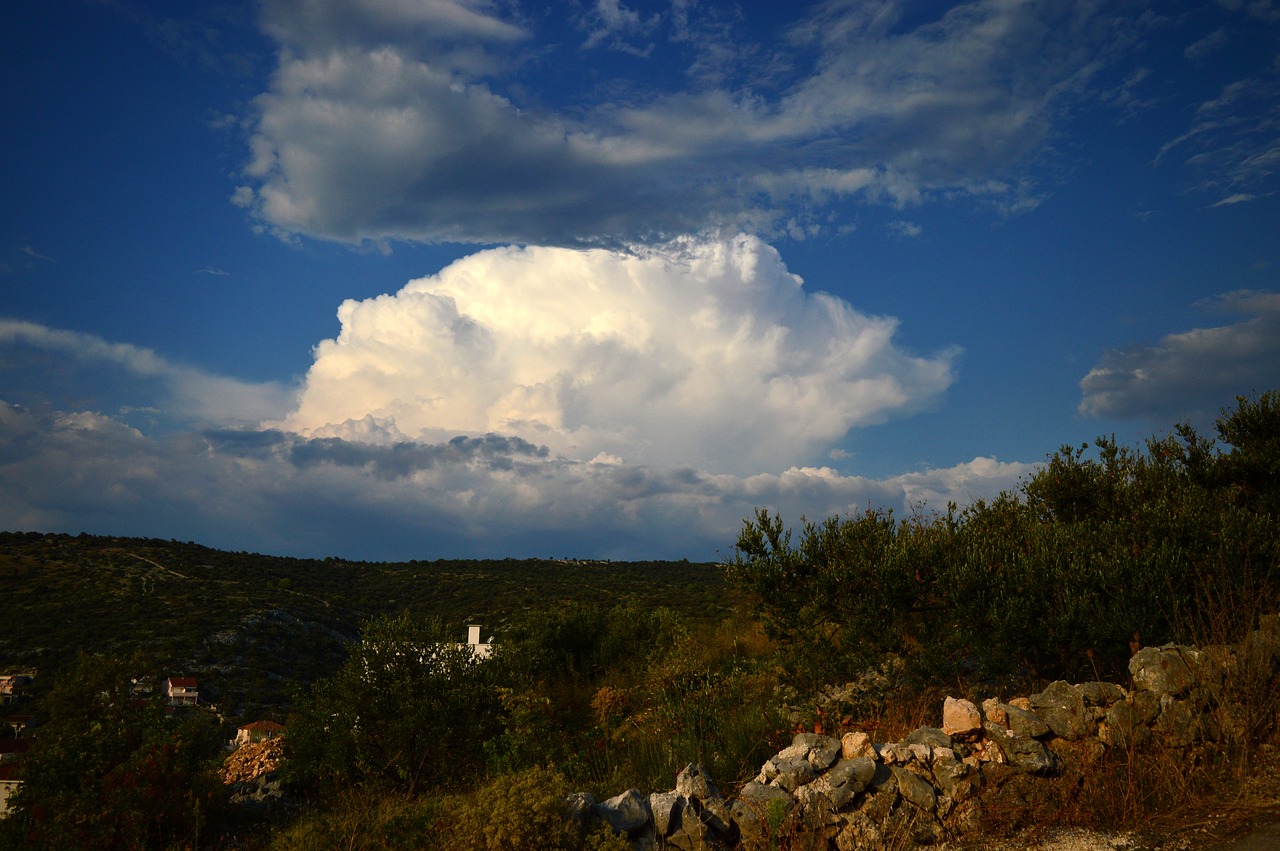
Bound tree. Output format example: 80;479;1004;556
286;612;500;795
1214;390;1280;513
0;653;223;850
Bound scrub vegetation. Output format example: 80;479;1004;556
1;392;1277;849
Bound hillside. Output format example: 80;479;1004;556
0;531;730;719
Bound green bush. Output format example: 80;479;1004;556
444;764;583;851
285;611;501;794
728;393;1280;687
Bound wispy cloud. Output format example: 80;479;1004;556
1210;192;1257;207
19;245;54;262
1079;290;1280;423
1184;27;1228;61
0;319;293;427
196;266;230;276
1157;75;1280;196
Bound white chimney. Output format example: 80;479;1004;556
467;624;481;645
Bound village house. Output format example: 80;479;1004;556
0;672;34;706
164;677;198;707
4;715;32;738
465;624;493;660
0;764;19;820
234;720;285;748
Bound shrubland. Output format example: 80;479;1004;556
1;391;1277;849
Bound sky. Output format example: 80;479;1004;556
2;0;1278;561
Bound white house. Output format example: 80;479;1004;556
235;719;285;748
164;677;198;707
0;764;20;819
465;624;493;660
0;672;34;706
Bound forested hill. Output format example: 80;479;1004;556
0;531;727;718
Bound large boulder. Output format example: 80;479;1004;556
983;723;1062;775
810;757;876;810
891;766;937;812
1000;703;1052;739
594;788;650;834
730;781;793;845
902;726;953;750
797;733;843;771
942;697;983;740
1078;681;1126;706
1030;681;1090;740
1130;645;1199;698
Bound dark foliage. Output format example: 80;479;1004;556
728;393;1280;686
284;612;501;795
0;653;224;850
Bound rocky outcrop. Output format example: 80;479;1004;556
222;737;289;809
221;737;285;784
569;618;1280;849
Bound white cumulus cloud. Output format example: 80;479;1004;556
278;235;959;474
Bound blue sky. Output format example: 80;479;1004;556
2;0;1278;560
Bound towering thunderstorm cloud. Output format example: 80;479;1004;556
279;235;959;474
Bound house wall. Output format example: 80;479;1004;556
0;779;18;819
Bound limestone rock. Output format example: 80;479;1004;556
983;723;1062;775
730;782;792;844
1156;696;1198;747
942;696;983;740
891;765;937;811
814;757;876;810
1030;681;1089;740
932;754;980;802
769;755;815;791
1099;699;1153;749
1078;681;1126;706
675;763;718;802
649;791;681;836
1001;702;1052;739
902;726;953;750
1130;645;1198;698
791;732;841;771
595;788;649;834
841;730;873;759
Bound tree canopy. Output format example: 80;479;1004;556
285;612;501;795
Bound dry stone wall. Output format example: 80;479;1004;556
572;616;1280;849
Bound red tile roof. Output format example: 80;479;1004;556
239;720;285;732
166;677;198;688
